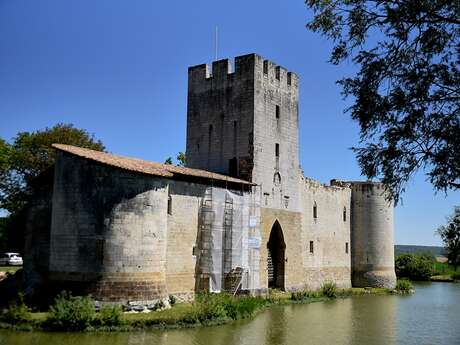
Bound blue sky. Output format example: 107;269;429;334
0;0;457;245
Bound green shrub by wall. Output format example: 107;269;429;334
0;293;30;325
321;281;337;298
46;291;95;331
395;279;413;293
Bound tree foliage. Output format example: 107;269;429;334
395;253;434;280
306;0;460;203
164;152;186;166
176;151;186;166
437;206;460;271
0;123;105;214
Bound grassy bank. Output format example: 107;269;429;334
432;262;459;281
0;286;395;332
433;261;455;275
0;266;21;274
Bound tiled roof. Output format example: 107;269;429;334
52;144;254;185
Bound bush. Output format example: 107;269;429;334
395;279;413;293
321;281;337;298
46;291;95;331
168;295;176;306
0;293;30;325
290;290;321;301
395;253;434;280
452;272;460;280
194;293;229;322
191;293;267;323
97;305;124;327
290;291;307;301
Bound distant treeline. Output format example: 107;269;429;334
395;245;445;257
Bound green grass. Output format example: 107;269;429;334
433;261;454;275
0;288;396;332
430;275;454;282
395;279;414;293
0;266;21;274
431;262;459;281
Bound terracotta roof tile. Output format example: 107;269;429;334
52;144;254;185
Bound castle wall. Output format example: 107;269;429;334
165;181;206;301
300;178;352;289
186;55;256;180
348;182;396;288
49;152;169;302
48;151;258;302
186;53;302;214
253;55;301;212
259;208;304;291
23;170;54;295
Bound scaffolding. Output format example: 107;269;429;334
196;186;261;293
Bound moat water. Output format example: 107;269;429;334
1;282;459;345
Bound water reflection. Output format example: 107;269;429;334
350;294;397;345
0;283;459;345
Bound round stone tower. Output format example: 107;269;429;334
349;182;396;288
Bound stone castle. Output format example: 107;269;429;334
25;54;396;304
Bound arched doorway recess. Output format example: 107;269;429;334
267;220;286;289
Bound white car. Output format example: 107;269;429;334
0;252;23;266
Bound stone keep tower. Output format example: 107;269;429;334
186;54;300;211
349;182;397;288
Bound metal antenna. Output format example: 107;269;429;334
214;26;218;61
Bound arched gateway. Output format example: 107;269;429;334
267;220;286;289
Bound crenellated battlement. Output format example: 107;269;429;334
331;180;390;196
187;53;301;210
188;53;298;90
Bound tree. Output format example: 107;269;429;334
0;123;105;214
437;206;460;271
395;253;434;280
176;152;186;167
164;152;186;166
0;138;10;172
306;0;460;203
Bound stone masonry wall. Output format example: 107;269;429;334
348;182;396;288
259;208;303;291
49;152;169;302
166;181;207;301
300;178;352;289
186;54;301;212
23;171;54;295
186;55;256;180
253;55;301;212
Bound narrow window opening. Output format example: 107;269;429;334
313;202;317;219
233;121;237;156
228;157;237;177
264;192;270;206
275;105;280;119
343;207;347;222
345;242;349;254
309;241;314;254
96;239;104;264
283;195;289;208
275;143;279;157
263;60;269;74
275;67;280;80
207;124;213;168
167;195;172;215
287;72;292;86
